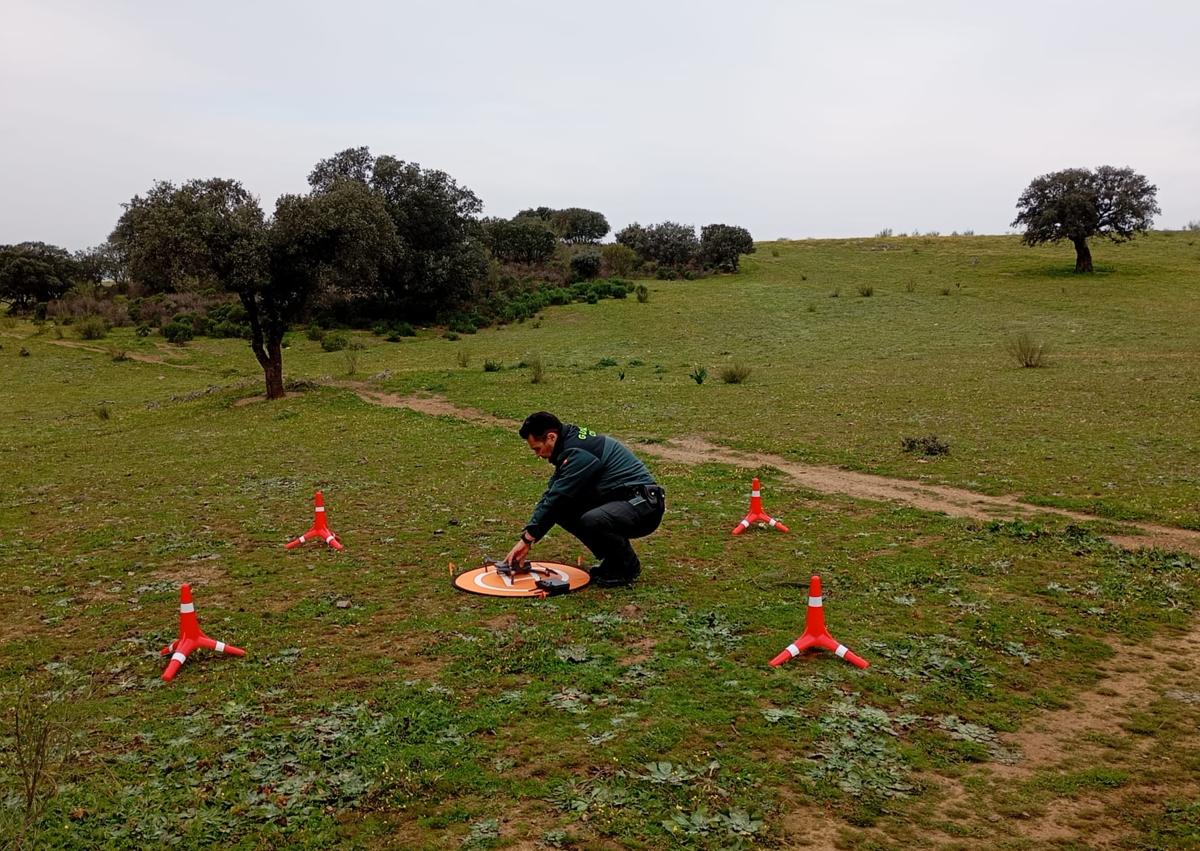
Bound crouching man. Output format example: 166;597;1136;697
504;412;665;587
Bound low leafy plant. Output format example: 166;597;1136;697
161;321;193;344
857;284;874;297
96;404;111;420
305;324;325;341
483;359;503;372
528;355;545;384
455;350;469;368
321;331;351;352
75;316;109;340
689;365;707;385
1006;331;1049;368
901;434;950;456
635;284;650;303
719;362;751;384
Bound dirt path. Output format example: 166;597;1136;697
350;390;1200;558
45;337;197;368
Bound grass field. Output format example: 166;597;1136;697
2;232;1199;849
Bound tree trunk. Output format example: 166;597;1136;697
1072;237;1093;273
242;293;287;400
264;337;285;399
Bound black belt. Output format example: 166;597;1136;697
606;484;664;502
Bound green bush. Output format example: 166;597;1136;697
394;322;416;337
75;316;109;340
321;331;351;352
689;365;707;385
483;359;503;372
569;251;602;282
306;324;326;342
635;284;650;303
162;321;193;344
448;316;478;335
135;324;152;337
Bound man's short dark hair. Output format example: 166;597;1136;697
519;411;563;439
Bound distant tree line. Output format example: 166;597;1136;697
2;146;757;399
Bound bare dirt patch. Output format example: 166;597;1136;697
232;391;305;407
350;392;1200;558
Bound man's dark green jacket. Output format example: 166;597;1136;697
524;424;656;540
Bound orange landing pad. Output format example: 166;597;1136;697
452;561;590;597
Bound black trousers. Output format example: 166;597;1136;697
556;487;665;578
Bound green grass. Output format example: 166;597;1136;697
2;232;1199;848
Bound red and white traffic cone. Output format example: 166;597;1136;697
732;477;789;536
769;575;868;669
160;584;245;682
285;490;344;551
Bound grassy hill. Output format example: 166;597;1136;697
2;232;1198;848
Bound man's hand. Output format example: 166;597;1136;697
504;538;531;568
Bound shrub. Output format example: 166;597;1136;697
455;350;469;368
211;320;249;339
108;347;129;362
483;359;503;372
321;331;351;352
635;284;650;303
306;324;326;341
876;228;893;238
75;316;109;340
689;365;707;385
904;282;916;293
596;357;618;368
343;342;365;374
394;321;416;337
161;321;193;344
939;287;951;296
444;331;460;341
528;355;545;384
448;316;478;334
655;267;679;280
1006;332;1049;368
96;404;110;420
569;251;602;282
719;363;751;384
19;346;30;356
600;243;639;277
901;434;950;456
856;284;874;297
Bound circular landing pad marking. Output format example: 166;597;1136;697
452;562;591;597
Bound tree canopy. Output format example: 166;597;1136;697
306;147;487;318
110;177;396;398
0;242;79;309
699;224;756;272
516;206;609;244
1012;166;1160;273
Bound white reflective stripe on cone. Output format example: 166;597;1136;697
835;645;848;658
808;596;823;607
767;518;778;527
315;506;325;512
171;652;187;664
215;641;226;653
180;603;195;613
298;535;307;543
739;519;750;528
325;535;336;543
787;643;800;657
751;490;761;497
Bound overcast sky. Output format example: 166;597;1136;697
2;1;1198;250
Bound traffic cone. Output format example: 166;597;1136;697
769;575;868;669
160;584;245;682
732;477;789;536
285;490;344;551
